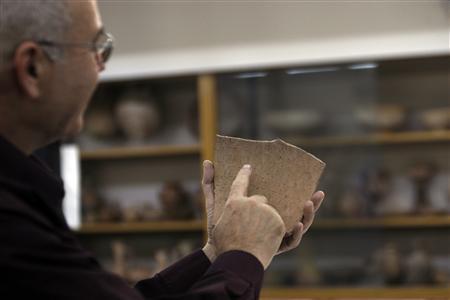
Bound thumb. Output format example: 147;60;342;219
202;160;215;214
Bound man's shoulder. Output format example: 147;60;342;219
0;186;55;231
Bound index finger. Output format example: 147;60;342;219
228;164;252;199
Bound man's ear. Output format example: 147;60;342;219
13;41;47;99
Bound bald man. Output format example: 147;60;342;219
0;1;324;299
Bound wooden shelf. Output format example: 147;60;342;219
76;220;205;234
291;130;450;147
75;216;450;234
314;215;450;229
80;144;201;160
261;287;450;298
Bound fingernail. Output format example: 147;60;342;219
243;164;251;170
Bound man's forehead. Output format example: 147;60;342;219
69;0;102;37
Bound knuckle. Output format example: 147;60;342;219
246;197;258;207
249;195;268;204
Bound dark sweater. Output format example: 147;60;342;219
0;136;264;299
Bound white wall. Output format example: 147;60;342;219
98;0;449;80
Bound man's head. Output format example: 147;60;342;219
0;0;112;153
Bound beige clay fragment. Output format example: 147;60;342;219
213;135;326;233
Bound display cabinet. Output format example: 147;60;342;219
75;55;449;298
214;55;450;298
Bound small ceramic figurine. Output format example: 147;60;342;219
418;107;450;130
152;249;170;276
354;104;406;132
408;162;436;213
265;109;323;136
337;189;364;217
81;188;101;223
375;176;416;216
111;240;152;284
97;201;122;223
111;240;127;277
139;203;161;221
405;240;435;285
82;187;121;223
377;243;406;285
177;240;194;257
115;90;161;144
122;206;142;223
427;171;450;213
297;261;322;286
159;182;195;220
364;168;392;216
84;108;116;139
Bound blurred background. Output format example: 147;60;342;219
40;1;449;299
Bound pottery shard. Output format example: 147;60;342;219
213;135;326;233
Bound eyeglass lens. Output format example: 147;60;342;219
100;43;112;63
95;32;113;63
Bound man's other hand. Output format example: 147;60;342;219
277;190;325;255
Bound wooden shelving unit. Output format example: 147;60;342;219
76;220;205;234
80;144;201;160
314;215;450;229
261;287;450;299
77;59;450;299
291;130;450;147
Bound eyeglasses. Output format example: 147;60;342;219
37;30;114;64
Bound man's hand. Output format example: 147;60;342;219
201;160;325;262
277;191;325;255
210;164;285;269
